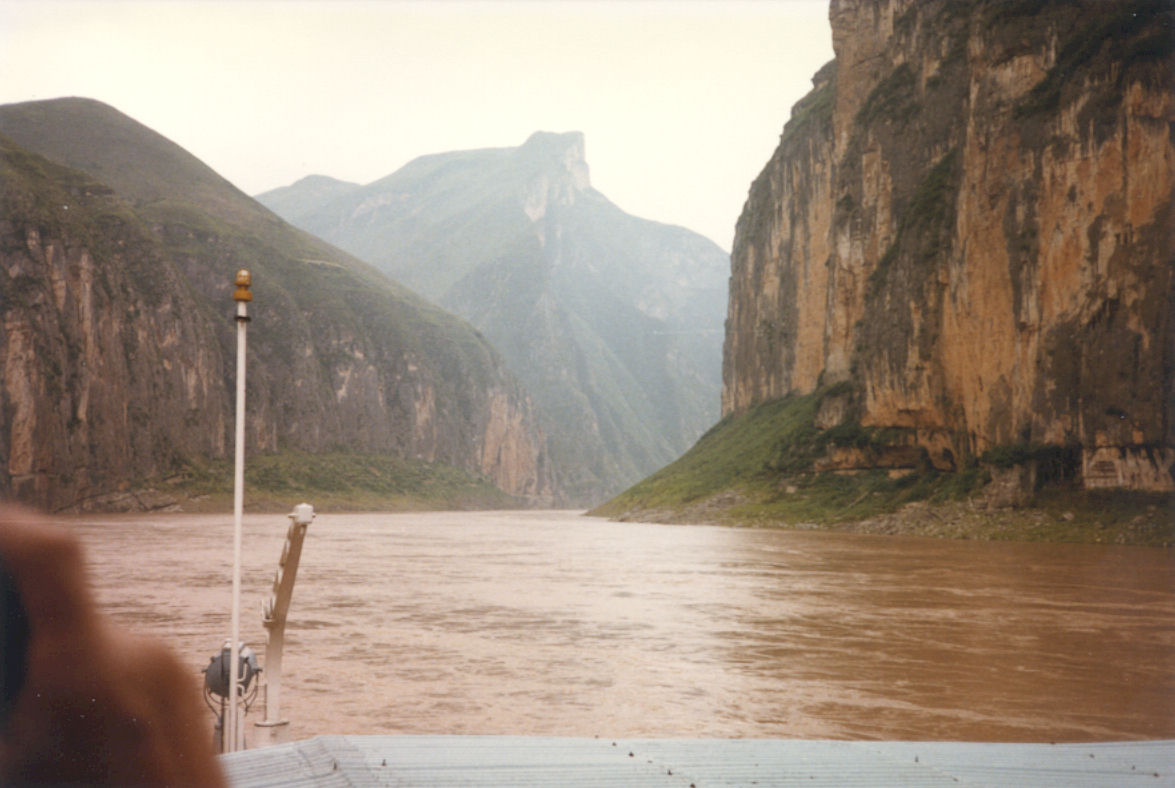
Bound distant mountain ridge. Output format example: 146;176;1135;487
257;174;360;225
0;97;557;510
258;131;729;502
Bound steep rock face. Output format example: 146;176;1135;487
726;0;1173;490
1;221;228;508
259;132;728;504
0;100;556;510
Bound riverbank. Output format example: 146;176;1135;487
600;487;1174;546
54;451;521;515
65;476;1172;547
589;389;1173;547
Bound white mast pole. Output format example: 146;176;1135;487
229;269;252;752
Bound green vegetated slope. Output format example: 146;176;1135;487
592;388;1174;545
0;98;554;512
258;131;728;505
158;451;516;512
592;387;980;523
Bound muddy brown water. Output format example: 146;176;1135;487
57;510;1175;743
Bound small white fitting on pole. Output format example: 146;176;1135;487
228;269;252;752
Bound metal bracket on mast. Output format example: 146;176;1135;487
255;502;315;742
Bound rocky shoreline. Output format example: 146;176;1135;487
610;491;1174;547
822;499;1172;546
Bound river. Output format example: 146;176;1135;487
58;509;1174;744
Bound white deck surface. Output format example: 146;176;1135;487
220;735;1175;787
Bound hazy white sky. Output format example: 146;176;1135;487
0;0;833;251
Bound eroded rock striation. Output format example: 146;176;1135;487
726;0;1173;490
0;99;556;510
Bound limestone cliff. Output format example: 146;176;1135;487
0;99;556;510
726;0;1173;490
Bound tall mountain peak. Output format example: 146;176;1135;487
520;130;585;155
257;131;728;503
519;130;590;192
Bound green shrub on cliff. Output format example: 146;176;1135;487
1015;0;1173;118
781;60;837;146
856;62;919;128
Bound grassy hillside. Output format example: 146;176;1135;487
0;97;260;223
591;388;1174;546
0;98;419;299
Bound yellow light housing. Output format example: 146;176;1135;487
233;268;253;302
